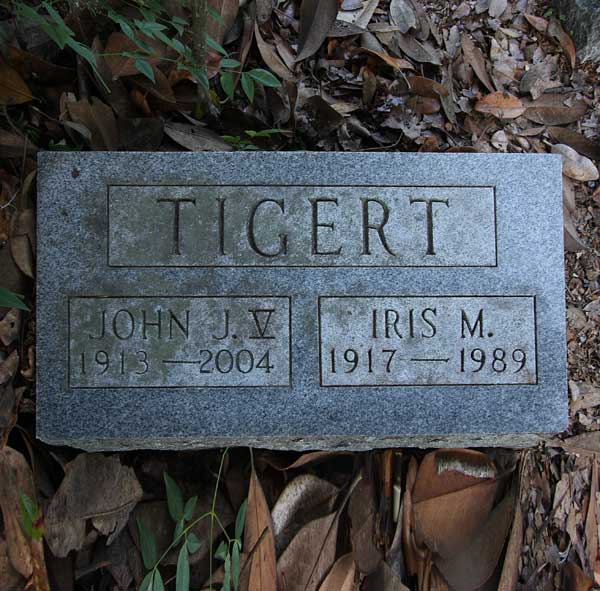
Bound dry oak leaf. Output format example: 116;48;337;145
0;60;34;106
0;447;51;591
45;453;143;557
552;144;599;181
244;465;277;591
474;92;525;119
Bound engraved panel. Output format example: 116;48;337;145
319;296;537;386
108;185;497;267
69;297;291;387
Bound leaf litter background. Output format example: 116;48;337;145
1;0;600;589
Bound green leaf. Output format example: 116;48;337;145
172;16;189;26
173;519;184;543
207;34;227;55
140;571;154;591
214;540;228;561
221;58;241;69
241;73;255;103
137;518;157;570
154;570;165;591
220;71;235;99
234;499;247;541
0;288;29;311
134;59;155;83
186;66;209;90
208;5;226;24
232;542;241;591
164;473;184;522
183;496;197;521
223;552;232;591
176;544;190;591
187;532;202;553
66;39;98;67
248;68;281;88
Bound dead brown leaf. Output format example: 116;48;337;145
318;553;356;591
523;97;587;125
436;490;515;589
524;13;549;34
461;33;495;93
563;562;594;591
407;75;448;98
296;0;339;61
66;97;119;150
103;33;162;78
498;499;523;591
390;0;417;34
548;127;600;161
255;24;295;81
0;129;38;158
585;462;598;573
354;48;415;71
164;122;233;151
207;0;239;46
474;92;525;119
0;447;50;591
412;450;498;559
278;511;339;591
244;465;277;591
0;59;34;106
45;453;143;557
547;17;576;69
272;474;339;555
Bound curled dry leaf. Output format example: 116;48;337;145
524;13;548;33
296;0;339;61
45;453;143;557
318;554;356;591
272;474;339;555
244;465;277;591
474;92;525;119
0;447;51;591
552;144;599;182
412;449;498;559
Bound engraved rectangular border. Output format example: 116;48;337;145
67;295;293;389
106;184;498;268
317;295;538;387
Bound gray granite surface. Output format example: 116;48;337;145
37;152;566;451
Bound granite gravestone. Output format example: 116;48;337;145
37;152;566;450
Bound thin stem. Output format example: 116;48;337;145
209;448;229;589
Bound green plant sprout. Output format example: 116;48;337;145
223;128;287;150
138;449;246;591
14;0;281;102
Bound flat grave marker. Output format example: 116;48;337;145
37;152;566;450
